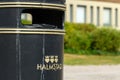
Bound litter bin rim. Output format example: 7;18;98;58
0;28;65;35
0;2;66;11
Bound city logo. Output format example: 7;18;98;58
37;55;62;71
45;56;58;63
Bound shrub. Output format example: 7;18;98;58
64;22;120;55
64;22;96;53
91;28;120;52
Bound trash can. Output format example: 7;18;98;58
0;0;65;80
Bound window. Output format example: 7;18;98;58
21;13;32;25
103;8;111;26
76;6;86;23
97;7;100;26
70;5;73;22
115;8;118;27
90;6;93;23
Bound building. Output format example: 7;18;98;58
65;0;120;29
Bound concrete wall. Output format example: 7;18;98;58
65;0;120;29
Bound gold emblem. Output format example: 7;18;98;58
37;55;62;71
55;56;58;63
44;56;59;63
50;56;54;63
45;56;50;63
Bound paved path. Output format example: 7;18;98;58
64;65;120;80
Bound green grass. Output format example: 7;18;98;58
21;19;32;25
64;53;120;65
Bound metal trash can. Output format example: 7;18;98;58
0;0;65;80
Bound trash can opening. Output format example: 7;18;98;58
21;13;33;25
21;9;64;29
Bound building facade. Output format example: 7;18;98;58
65;0;120;29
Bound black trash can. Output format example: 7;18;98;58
0;0;65;80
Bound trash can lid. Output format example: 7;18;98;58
0;0;65;5
0;1;65;11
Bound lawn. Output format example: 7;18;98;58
64;53;120;65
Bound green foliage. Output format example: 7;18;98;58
64;22;120;55
64;22;96;53
91;28;120;52
21;19;32;25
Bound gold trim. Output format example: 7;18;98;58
0;31;65;35
0;2;41;5
0;2;65;7
0;28;65;35
0;5;65;10
0;2;66;10
0;28;65;32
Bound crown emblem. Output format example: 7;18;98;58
55;56;58;63
44;56;59;63
45;56;50;63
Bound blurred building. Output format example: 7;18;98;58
65;0;120;29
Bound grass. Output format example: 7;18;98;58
21;19;32;25
64;53;120;65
